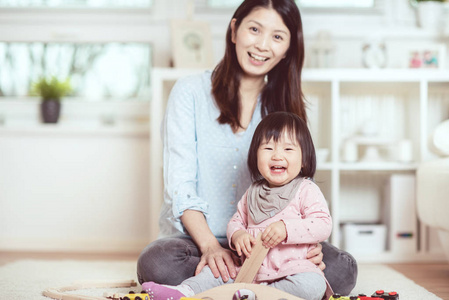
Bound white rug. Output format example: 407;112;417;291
0;260;442;300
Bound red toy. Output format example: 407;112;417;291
329;290;399;300
371;290;399;300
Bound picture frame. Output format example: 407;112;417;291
406;44;446;69
170;20;214;69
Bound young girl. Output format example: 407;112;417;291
142;112;333;300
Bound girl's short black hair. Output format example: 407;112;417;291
247;112;316;181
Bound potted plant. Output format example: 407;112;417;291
30;76;72;123
411;0;446;29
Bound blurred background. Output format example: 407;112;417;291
1;0;449;263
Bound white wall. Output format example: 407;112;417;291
0;101;151;253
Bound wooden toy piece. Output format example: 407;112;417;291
43;289;105;300
42;279;137;300
103;292;128;299
234;233;269;283
192;282;305;300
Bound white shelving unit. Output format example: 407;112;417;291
150;68;449;262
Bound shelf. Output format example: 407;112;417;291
152;68;449;83
339;162;418;171
0;124;149;137
317;162;418;171
150;68;449;261
303;68;449;82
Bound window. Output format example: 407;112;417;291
0;0;153;101
207;0;375;8
0;42;151;99
207;0;242;8
297;0;374;8
0;0;152;8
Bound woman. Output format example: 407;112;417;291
137;0;357;295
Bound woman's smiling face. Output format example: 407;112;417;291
231;7;291;80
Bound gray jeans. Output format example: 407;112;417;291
137;234;357;295
183;266;326;300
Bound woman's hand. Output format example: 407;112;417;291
307;243;326;271
261;221;287;248
231;230;256;258
181;210;239;282
195;242;239;282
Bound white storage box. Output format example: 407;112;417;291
343;223;387;254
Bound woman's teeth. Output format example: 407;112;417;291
249;53;268;62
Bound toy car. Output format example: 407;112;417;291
371;290;399;300
357;294;391;300
121;290;150;300
330;291;399;300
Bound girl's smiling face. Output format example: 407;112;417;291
257;130;302;188
231;7;291;80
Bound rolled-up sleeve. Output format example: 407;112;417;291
163;78;209;230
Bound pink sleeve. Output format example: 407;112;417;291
227;191;249;250
282;180;332;245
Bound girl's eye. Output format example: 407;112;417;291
264;147;273;150
285;148;293;151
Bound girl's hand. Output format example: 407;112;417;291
261;221;287;248
231;230;256;258
195;243;240;282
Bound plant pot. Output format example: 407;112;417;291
41;99;61;123
416;2;444;30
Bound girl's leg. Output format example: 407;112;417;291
142;266;232;300
136;234;229;285
269;272;326;300
182;266;234;295
322;241;358;295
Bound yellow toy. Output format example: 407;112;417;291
121;291;150;300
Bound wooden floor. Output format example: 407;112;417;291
0;252;448;299
387;263;449;300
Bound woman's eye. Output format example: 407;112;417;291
250;27;258;33
274;35;283;41
264;147;273;150
285;148;293;151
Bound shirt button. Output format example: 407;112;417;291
233;165;237;169
232;184;236;188
230;201;235;204
235;148;239;151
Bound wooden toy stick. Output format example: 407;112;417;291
42;279;137;300
234;232;269;283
